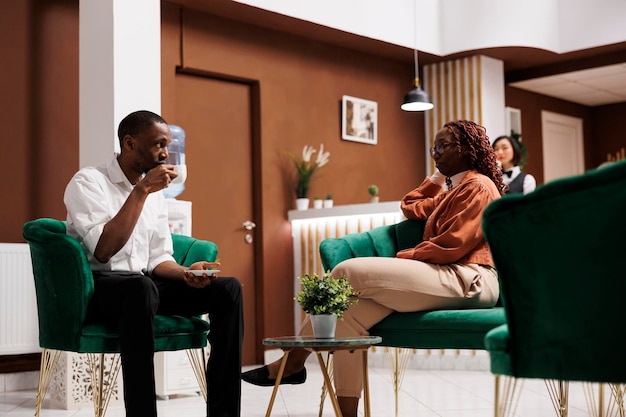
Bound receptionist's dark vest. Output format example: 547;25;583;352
506;172;527;195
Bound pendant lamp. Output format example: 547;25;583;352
401;15;433;111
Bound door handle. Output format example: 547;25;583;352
242;221;256;231
243;220;256;244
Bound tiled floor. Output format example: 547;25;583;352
0;360;603;417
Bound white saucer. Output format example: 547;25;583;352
186;269;220;276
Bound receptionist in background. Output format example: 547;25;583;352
492;135;536;195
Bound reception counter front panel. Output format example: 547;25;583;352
288;201;405;332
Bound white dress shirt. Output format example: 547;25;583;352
64;155;175;275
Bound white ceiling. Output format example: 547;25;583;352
509;62;626;106
171;1;626;108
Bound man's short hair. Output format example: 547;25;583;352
117;110;168;145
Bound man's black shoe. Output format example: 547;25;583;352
241;365;307;387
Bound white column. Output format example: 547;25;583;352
79;0;161;168
50;2;163;409
423;55;505;175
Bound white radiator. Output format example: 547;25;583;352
0;243;40;354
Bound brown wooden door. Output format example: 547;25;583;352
174;73;258;365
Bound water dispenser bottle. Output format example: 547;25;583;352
163;124;186;199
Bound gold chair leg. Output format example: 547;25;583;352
494;375;500;417
583;382;604;417
494;375;523;417
186;348;208;401
385;347;412;417
35;349;61;417
86;353;122;417
607;383;625;417
545;379;569;417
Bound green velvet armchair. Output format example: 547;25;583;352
319;219;505;416
482;160;626;417
23;218;216;417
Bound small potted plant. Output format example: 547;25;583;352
313;196;323;209
323;193;333;208
368;184;379;203
286;144;330;210
294;271;358;338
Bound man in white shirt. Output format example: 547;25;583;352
64;110;243;417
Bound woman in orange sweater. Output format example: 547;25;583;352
243;120;506;417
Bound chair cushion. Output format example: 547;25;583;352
370;307;506;349
79;315;210;353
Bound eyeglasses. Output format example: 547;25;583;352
430;142;457;156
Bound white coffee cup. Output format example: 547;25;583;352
170;164;187;184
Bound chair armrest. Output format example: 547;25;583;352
172;234;218;266
319;220;426;271
484;324;509;352
319;238;354;271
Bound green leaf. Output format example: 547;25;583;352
294;271;359;319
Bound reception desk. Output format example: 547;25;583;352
288;201;405;332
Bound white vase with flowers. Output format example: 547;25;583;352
287;144;330;210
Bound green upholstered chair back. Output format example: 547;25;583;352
23;218;94;351
482;160;626;383
22;218;218;353
319;219;426;271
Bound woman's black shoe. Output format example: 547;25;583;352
241;365;307;387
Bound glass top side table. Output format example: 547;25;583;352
262;335;382;417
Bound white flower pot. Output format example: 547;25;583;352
323;199;333;208
310;314;337;339
313;199;323;209
295;198;309;210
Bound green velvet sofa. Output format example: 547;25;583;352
319;219;505;413
482;159;626;417
319;219;505;350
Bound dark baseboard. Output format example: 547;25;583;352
0;353;41;373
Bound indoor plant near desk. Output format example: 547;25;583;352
323;194;333;208
368;184;379;203
295;271;358;338
286;144;330;210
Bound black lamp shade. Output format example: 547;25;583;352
401;85;434;111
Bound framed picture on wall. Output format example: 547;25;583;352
341;95;377;145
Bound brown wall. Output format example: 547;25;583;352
590;102;626;165
1;2;31;241
504;86;594;185
0;0;79;242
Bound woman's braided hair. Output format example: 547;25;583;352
443;120;506;195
